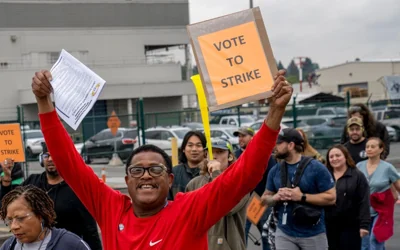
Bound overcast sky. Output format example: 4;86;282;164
188;0;400;68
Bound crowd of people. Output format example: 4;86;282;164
0;68;398;250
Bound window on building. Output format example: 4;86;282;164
48;52;60;64
338;82;368;98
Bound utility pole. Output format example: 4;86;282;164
294;56;306;92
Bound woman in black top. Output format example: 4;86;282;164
325;145;371;250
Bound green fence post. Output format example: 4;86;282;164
17;106;29;178
237;106;241;127
346;91;351;109
292;96;297;128
136;100;141;146
139;98;146;145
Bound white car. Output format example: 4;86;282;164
24;130;45;157
134;126;191;156
217;115;255;127
250;120;288;133
208;126;239;150
386;126;398;141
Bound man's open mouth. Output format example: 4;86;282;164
137;184;158;190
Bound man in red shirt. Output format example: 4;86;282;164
31;69;292;250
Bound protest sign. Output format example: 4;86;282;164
0;124;25;162
187;7;277;111
246;194;267;225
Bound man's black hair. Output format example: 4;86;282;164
125;144;172;175
178;131;207;164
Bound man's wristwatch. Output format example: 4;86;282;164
301;193;307;202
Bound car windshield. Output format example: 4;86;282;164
240;117;254;123
335;108;347;115
25;131;43;139
173;129;190;139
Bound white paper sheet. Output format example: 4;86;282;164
50;49;106;130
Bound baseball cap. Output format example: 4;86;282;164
347;117;363;128
208;138;233;153
233;126;255;137
277;128;304;146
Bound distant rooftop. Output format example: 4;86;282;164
318;58;400;71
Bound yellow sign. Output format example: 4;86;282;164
188;7;277;111
0;124;25;162
246;194;267;225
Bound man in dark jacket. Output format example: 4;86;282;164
168;130;206;200
0;143;102;250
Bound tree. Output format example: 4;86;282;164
286;60;299;77
277;61;285;71
301;57;314;78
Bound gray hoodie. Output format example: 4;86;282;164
0;228;91;250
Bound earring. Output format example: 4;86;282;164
228;156;233;161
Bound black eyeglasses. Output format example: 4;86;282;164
127;164;168;178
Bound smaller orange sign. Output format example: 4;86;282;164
107;111;121;136
246;194;267;225
0;124;25;162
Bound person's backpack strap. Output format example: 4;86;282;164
292;157;313;188
279;161;291;188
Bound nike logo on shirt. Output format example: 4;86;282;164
150;239;163;246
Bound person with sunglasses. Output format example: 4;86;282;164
31;69;292;250
0;185;91;250
0;143;102;250
185;138;249;250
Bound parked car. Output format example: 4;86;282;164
182;122;204;130
373;108;400;141
315;107;347;117
386;126;398;142
134;126;191;156
24;130;45;157
208;126;239;151
210;115;255;127
249;120;288;133
300;116;347;149
81;128;137;164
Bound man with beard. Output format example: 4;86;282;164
168;131;206;200
261;128;336;250
233;126;254;158
344;117;368;164
0;142;102;250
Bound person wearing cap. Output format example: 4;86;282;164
233;127;275;250
261;128;336;250
233;126;255;159
0;143;102;250
186;138;249;250
344;117;368;164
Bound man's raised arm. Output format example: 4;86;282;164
182;70;292;233
32;70;124;227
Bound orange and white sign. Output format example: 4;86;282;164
0;124;25;162
188;7;277;111
246;194;267;225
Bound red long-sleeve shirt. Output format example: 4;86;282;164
40;110;278;250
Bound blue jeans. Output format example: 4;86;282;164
361;215;385;250
245;207;271;250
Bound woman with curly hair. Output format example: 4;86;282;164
0;185;91;250
296;128;326;164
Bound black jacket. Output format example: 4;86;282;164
340;121;390;158
0;173;102;250
0;228;91;250
325;167;370;230
168;163;200;200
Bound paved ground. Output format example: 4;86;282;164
1;142;399;247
